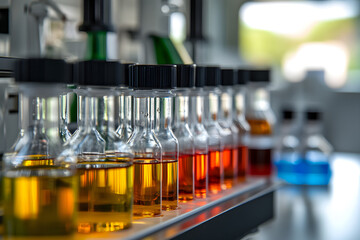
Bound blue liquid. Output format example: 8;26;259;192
275;152;331;185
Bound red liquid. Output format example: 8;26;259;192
238;145;248;182
179;154;195;201
194;153;208;198
223;148;238;189
208;150;224;194
249;148;272;176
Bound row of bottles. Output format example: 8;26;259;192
275;108;333;185
2;58;274;237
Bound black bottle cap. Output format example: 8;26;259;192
76;60;124;86
306;110;321;121
237;69;249;85
282;108;294;120
176;64;195;88
195;66;206;87
249;69;271;83
131;65;176;89
79;0;114;32
15;58;71;84
221;68;237;86
201;66;221;86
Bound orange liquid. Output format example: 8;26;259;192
162;159;178;210
208;150;223;194
179;154;195;201
133;159;161;217
223;148;238;189
238;145;248;182
194;153;208;198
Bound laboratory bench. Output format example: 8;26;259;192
74;178;277;240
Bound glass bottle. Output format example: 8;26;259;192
127;65;162;217
275;108;302;184
234;69;250;181
246;69;275;176
202;66;224;194
3;58;77;237
301;110;332;185
219;69;239;188
173;64;195;201
69;60;133;233
189;67;209;198
153;65;179;211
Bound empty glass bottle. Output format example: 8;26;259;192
3;58;77;237
219;69;239;188
202;66;224;194
189;67;209;198
69;60;133;233
173;64;195;201
153;65;179;211
127;65;162;217
234;69;250;181
246;69;275;176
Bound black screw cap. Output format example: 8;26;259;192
176;64;195;88
131;65;176;90
76;60;124;86
221;68;237;86
15;58;71;84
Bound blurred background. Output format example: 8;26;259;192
1;0;358;155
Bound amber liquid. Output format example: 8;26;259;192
3;155;76;237
247;119;273;176
179;154;195;201
77;160;133;233
238;145;248;181
194;153;208;198
162;159;178;210
223;148;238;189
208;150;224;194
133;158;161;217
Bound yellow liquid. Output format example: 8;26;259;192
77;161;133;233
162;160;178;210
3;166;77;237
133;159;161;217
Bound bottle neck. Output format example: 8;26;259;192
247;84;270;112
189;89;205;125
174;90;190;124
133;91;155;131
155;91;173;130
234;86;246;120
77;92;98;131
204;87;220;122
119;93;133;127
219;87;233;122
